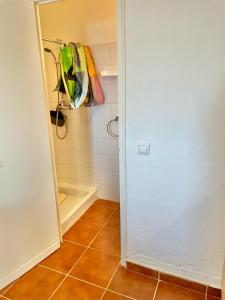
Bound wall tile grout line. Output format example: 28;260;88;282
47;204;119;300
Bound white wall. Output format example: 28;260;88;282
39;0;119;201
0;0;60;289
39;0;116;44
125;0;225;287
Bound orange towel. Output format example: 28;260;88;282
84;46;105;106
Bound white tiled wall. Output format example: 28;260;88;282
44;42;120;201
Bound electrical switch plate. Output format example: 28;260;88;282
137;142;150;156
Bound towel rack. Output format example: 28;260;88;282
107;116;119;138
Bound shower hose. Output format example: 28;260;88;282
55;52;68;140
45;46;68;140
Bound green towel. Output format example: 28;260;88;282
73;43;89;108
60;46;76;100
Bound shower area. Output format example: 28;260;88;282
37;0;119;234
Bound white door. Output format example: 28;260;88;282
0;0;60;289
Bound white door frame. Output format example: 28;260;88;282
117;0;127;266
34;3;62;242
34;0;128;264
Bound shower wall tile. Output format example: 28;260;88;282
98;184;113;201
96;138;111;155
94;121;110;139
44;42;119;201
111;139;119;155
97;154;114;171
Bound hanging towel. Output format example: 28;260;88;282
68;43;83;107
70;43;89;108
84;46;105;106
59;46;76;101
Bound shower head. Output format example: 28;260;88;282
44;47;52;53
44;47;57;63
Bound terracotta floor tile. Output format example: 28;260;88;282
91;226;121;255
102;291;131;300
207;287;221;298
80;205;114;225
51;277;104;300
94;199;120;209
70;248;120;287
106;211;120;228
40;241;86;273
63;221;101;246
155;282;205;300
109;266;157;300
4;265;64;300
207;296;221;300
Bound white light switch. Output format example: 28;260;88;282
137;142;150;156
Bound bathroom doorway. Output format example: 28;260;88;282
35;0;124;250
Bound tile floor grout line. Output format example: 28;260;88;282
47;244;89;300
88;246;121;257
205;286;208;300
0;296;11;300
94;204;119;210
102;208;119;228
48;203;120;299
47;251;86;300
126;268;160;281
106;289;137;300
63;239;121;257
47;273;67;300
1;201;120;300
67;275;105;290
100;261;121;300
39;264;67;276
63;239;87;247
0;282;15;298
37;202;120;300
48;208;117;300
76;220;109;226
78;206;118;227
152;279;160;300
68;223;107;275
